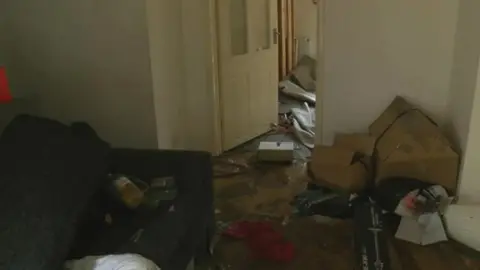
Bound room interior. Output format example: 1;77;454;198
2;0;480;269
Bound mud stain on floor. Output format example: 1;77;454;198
211;152;480;270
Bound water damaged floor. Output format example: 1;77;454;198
208;135;480;270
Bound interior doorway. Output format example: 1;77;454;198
214;0;319;152
278;0;296;80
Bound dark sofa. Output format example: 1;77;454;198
71;149;215;270
0;115;214;270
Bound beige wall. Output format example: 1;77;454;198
446;0;480;152
180;0;221;153
295;0;318;58
147;0;219;152
2;0;162;148
457;76;480;204
318;0;459;145
1;0;216;151
0;3;36;129
445;0;480;203
146;0;185;149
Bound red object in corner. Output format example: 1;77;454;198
0;67;13;103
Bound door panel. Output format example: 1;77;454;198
217;0;279;150
230;0;248;55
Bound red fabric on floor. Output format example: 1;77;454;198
223;221;295;263
0;67;13;103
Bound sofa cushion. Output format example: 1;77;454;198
0;115;110;270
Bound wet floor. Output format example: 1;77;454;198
210;149;480;270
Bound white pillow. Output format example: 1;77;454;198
65;254;160;270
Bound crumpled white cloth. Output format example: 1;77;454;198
65;254;160;270
291;102;316;149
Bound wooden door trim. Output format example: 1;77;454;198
278;0;285;79
315;0;325;144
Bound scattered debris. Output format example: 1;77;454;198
290;103;315;149
311;215;338;224
291;64;316;92
150;176;175;189
142;179;178;209
291;183;351;219
109;175;145;209
130;229;144;243
290;55;317;93
210;221;231;255
279;80;316;105
374;177;452;217
304;96;460;255
352;198;391;270
213;157;250;178
282;216;290;226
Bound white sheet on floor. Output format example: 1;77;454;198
395;213;448;245
279;80;316;104
291;103;315;149
65;254;160;270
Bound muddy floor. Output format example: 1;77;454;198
210;150;480;270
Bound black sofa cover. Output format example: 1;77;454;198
0;115;214;270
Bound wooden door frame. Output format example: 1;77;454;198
202;0;325;154
278;0;298;79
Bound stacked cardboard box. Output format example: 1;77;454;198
310;96;459;194
309;134;375;193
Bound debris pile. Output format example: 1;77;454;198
279;56;317;149
306;96;459;269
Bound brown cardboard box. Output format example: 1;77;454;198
334;133;376;156
369;96;459;194
309;146;367;193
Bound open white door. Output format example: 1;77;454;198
217;0;279;150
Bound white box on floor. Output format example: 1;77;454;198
395;213;448;245
257;141;295;162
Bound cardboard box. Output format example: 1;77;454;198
369;96;459;194
334;133;376;157
309;146;367;193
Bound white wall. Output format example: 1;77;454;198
446;0;480;152
457;77;480;204
0;6;35;130
319;0;459;145
148;0;219;152
1;0;217;151
1;0;193;149
180;0;221;153
295;0;318;58
445;0;480;203
146;0;185;149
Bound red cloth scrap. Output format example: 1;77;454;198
0;67;13;103
223;221;295;263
